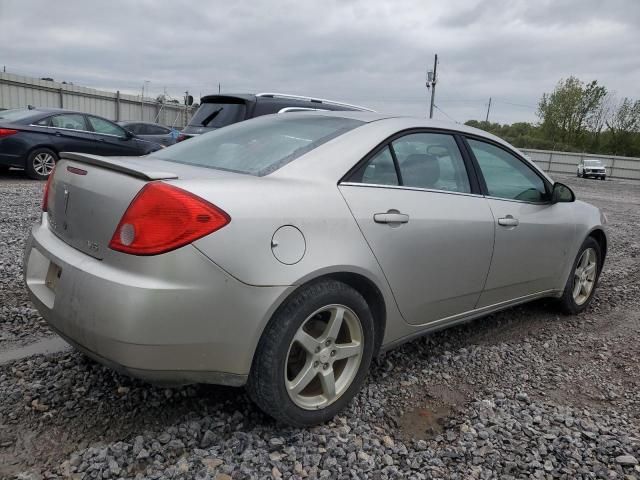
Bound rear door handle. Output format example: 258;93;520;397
374;212;409;224
498;215;519;227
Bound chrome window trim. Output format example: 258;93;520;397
339;181;482;199
340;182;552;205
89;131;127;139
30;124;127;139
483;195;552;206
29;124;91;134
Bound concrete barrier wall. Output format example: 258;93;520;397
520;148;640;181
0;73;196;128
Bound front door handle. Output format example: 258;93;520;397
498;215;519;227
374;211;409;224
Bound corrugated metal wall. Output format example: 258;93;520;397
0;73;196;128
521;148;640;181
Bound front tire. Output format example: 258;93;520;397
26;148;58;180
558;237;602;314
247;280;375;426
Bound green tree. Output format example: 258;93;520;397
537;76;607;147
605;97;640;156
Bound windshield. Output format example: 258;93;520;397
585;160;603;166
189;102;247;128
0;108;39;122
154;115;364;176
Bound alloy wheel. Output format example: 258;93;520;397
285;304;363;410
573;247;597;305
33;153;56;176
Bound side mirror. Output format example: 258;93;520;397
122;129;135;140
552;182;575;203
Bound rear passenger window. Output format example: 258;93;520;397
392;133;471;193
50;114;87;131
349;147;399;186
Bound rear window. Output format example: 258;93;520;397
154;115;364;176
189;102;247;128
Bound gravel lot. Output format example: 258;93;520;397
1;169;638;479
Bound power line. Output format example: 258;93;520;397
433;104;458;123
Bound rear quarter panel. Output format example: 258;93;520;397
180;175;412;344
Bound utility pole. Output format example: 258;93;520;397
426;54;438;119
218;83;221;94
485;97;492;122
141;80;149;121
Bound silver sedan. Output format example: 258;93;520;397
24;112;607;426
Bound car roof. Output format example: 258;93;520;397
281;110;512;144
118;120;170;126
29;107;85;115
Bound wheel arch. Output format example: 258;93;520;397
257;269;388;359
588;228;607;268
24;144;60;166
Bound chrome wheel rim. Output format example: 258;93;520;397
33;153;55;176
573;248;597;305
285;304;363;410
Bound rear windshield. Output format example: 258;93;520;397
189;102;247;128
154;115;364;176
0;108;39;122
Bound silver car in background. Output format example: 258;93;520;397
577;158;607;180
24;112;607;426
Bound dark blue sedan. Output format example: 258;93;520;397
0;108;162;179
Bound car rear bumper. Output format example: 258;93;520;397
23;216;292;386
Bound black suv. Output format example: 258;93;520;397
178;93;373;142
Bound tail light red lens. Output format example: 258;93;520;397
0;128;18;138
42;166;55;211
176;134;188;143
109;182;230;256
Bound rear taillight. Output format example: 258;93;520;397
176;134;188;143
109;182;230;256
42;166;55;211
0;128;18;138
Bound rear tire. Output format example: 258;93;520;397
26;148;57;180
558;237;602;315
247;280;375;426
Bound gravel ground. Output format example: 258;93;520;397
0;169;639;479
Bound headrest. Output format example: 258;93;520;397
402;154;440;188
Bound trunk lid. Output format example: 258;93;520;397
46;154;172;260
47;152;253;260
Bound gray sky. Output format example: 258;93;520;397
1;0;638;124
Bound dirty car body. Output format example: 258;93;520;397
24;112;607;425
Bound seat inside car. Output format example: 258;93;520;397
402;153;440;189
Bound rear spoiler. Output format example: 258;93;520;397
60;152;178;181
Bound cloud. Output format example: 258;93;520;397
0;0;637;124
